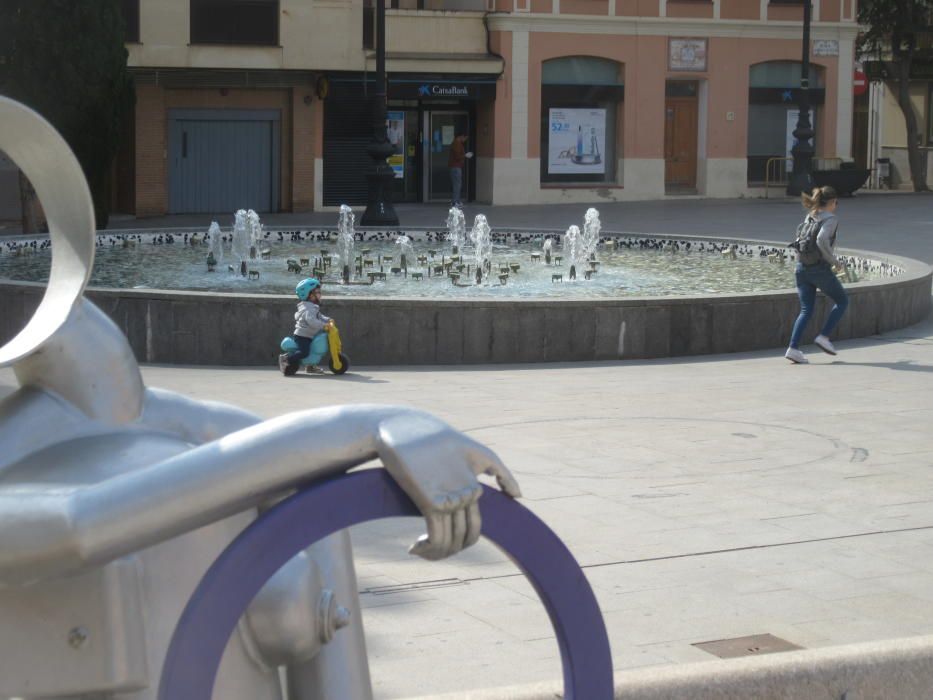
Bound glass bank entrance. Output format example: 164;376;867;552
387;105;472;204
323;76;495;207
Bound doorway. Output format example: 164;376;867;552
664;82;698;192
425;111;470;203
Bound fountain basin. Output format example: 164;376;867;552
1;228;929;366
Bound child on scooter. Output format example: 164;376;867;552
279;277;331;375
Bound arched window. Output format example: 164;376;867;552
747;61;826;184
541;56;624;184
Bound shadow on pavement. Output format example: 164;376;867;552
829;360;933;373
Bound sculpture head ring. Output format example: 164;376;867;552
0;96;95;367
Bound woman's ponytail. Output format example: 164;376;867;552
801;185;838;212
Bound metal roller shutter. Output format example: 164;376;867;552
323;97;373;207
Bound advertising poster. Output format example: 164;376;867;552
386;111;405;179
785;109;814;172
547;108;606;175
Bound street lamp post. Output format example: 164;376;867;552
787;0;815;196
360;0;399;226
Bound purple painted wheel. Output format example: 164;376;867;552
159;470;613;699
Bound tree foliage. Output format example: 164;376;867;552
0;0;134;227
857;0;933;191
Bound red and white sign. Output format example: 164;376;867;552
853;69;868;97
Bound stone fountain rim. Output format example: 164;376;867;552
1;229;929;306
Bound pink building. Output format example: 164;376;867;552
477;0;860;203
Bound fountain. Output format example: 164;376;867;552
231;209;251;265
582;208;601;265
247;209;262;259
0;211;922;365
469;214;493;285
446;207;466;256
395;234;414;277
337;204;355;284
562;225;583;281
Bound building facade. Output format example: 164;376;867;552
120;0;860;215
862;59;933;190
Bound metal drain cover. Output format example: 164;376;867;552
693;633;804;659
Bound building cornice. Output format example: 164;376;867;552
487;14;860;41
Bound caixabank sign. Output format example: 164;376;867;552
324;75;498;101
391;79;497;101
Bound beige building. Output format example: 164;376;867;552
118;0;861;215
862;58;933;190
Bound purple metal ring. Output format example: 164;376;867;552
159;470;613;699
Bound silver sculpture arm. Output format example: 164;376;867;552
0;405;520;585
141;387;262;442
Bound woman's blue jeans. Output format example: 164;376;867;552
789;262;849;349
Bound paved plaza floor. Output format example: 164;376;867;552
2;195;932;697
4;317;929;698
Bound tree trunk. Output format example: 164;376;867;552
893;59;929;192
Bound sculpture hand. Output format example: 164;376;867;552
375;413;521;560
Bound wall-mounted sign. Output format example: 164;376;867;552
812;39;839;57
669;38;707;72
853;69;868;97
547;108;606;175
386;111;405;179
389;80;497;101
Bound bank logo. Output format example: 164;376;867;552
418;84;431;96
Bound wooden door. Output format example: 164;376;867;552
664;97;698;190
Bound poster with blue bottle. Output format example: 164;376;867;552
547;108;606;175
386;111;405;179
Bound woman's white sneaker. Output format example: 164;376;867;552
814;335;837;355
785;348;808;364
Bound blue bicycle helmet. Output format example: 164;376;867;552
295;277;321;301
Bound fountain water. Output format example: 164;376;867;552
562;225;582;280
581;208;601;264
206;221;223;271
337;205;356;284
469;214;492;285
395;235;414;276
446;207;466;256
543;238;553;265
247;209;263;259
231;210;251;266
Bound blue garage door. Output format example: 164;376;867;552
169;109;280;214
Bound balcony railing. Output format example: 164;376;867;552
364;0;487;49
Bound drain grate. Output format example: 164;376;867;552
693;633;804;659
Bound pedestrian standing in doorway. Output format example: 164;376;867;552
448;132;472;208
785;185;849;364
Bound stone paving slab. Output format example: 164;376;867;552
1;309;932;698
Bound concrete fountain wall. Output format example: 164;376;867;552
0;232;930;367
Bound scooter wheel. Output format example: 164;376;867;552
329;352;349;375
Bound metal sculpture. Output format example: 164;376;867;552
0;95;612;699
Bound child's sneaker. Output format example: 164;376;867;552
278;353;289;374
785;347;808;364
305;365;325;374
814;334;837;355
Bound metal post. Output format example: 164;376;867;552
360;0;399;226
787;0;815;196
